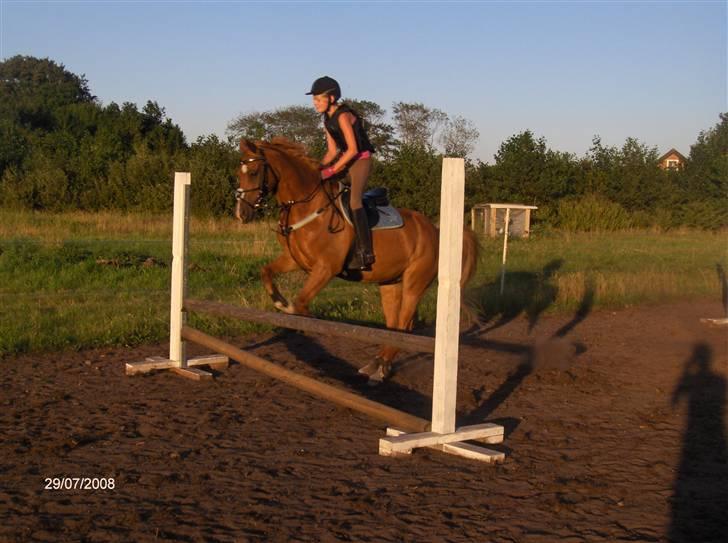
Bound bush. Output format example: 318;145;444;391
0;159;69;210
672;200;728;229
186;135;239;217
554;194;632;231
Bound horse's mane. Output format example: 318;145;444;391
261;137;319;172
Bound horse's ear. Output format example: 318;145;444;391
239;139;258;154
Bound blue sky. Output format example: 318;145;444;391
1;0;725;162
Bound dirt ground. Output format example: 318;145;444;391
1;300;726;542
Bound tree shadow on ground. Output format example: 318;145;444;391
668;343;728;543
461;277;595;428
466;258;564;334
239;271;595;437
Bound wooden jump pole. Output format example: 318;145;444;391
184;299;435;353
181;325;430;433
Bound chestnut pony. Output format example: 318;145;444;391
235;137;478;383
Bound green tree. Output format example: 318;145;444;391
684;112;728;201
0;55;95;132
185;135;239;216
226;105;324;157
439;115;479;158
343;99;397;159
376;144;442;218
392;102;447;149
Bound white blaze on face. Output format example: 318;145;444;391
241;164;248;174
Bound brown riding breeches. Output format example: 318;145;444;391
348;158;372;210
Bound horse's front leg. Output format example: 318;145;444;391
285;262;339;317
262;251;299;312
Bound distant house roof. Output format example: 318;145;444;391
657;148;687;163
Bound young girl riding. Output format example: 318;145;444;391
306;76;376;270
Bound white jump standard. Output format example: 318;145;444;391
125;172;228;380
378;159;504;462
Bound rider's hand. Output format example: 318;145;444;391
320;167;336;180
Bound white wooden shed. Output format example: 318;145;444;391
470;203;537;238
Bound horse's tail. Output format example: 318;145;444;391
460;227;479;289
460;227;480;328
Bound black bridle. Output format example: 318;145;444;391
234;155;276;212
235;149;347;240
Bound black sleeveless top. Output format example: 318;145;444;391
323;104;375;155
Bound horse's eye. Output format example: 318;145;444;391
241;164;248;174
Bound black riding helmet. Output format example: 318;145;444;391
306;76;341;101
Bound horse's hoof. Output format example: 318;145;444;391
367;364;391;386
358;361;380;377
367;368;385;386
274;301;295;314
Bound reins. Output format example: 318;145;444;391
278;179;347;236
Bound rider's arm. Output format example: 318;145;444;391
330;112;359;173
320;130;338;167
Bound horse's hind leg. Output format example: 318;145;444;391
359;282;403;379
369;271;434;384
262;252;299;311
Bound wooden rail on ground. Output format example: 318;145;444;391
185;299;435;353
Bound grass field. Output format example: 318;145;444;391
1;208;726;356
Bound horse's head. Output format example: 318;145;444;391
235;139;276;222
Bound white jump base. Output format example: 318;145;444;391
700;317;728;327
381;424;505;463
126;354;229;381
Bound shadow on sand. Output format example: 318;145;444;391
468;258;565;334
669;343;728;543
239;263;596;445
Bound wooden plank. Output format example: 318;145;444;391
181;325;431;433
185;299;435;353
700;317;728;326
385;425;503;445
484;203;538;210
125;354;229;375
431;158;465;434
171;366;213;381
192;354;230;370
379;423;504;455
437;442;505;463
380;426;505;462
126;358;177;375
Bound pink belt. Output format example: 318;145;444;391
354;151;371;160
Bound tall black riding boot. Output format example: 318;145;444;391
350;208;375;270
